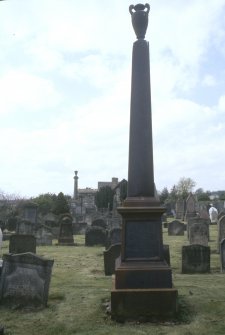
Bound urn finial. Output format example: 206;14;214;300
129;3;150;39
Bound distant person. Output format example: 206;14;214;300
208;204;218;224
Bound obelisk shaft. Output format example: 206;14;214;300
127;39;155;198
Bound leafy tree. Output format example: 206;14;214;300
32;193;57;215
176;177;196;199
168;185;178;202
52;192;70;215
159;187;169;204
95;186;114;210
195;188;210;201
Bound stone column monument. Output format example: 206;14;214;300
111;3;178;320
73;170;78;200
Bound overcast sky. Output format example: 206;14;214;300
0;0;225;198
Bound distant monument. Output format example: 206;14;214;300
111;3;178;321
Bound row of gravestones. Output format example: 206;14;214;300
165;214;225;274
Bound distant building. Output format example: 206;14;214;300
98;177;119;190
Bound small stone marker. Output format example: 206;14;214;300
168;220;185;236
9;234;36;254
189;223;209;246
0;252;54;307
182;245;210;273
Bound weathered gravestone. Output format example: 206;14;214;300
91;218;107;230
168;220;184;236
182;245;210;273
57;216;75;246
218;215;225;252
189;223;209;246
104;243;121;276
220;238;225;272
185;193;196;220
16;219;34;235
187;217;210;240
85;226;107;246
9;234;36;254
0;252;54;307
105;227;122;249
35;225;53;246
22;202;38;225
175;199;185;220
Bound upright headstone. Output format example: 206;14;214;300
185;193;196;220
85;226;107;246
189;223;208;246
168;220;185;236
220;238;225;272
175;199;185;220
57;216;75;246
22;202;38;226
182;245;210;273
218;215;225;252
187;217;210;240
35;225;53;246
16;219;33;235
111;4;177;321
0;252;54;307
91;218;107;230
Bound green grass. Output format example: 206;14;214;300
1;225;225;335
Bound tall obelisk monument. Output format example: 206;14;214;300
111;3;178;320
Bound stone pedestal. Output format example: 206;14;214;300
111;200;177;320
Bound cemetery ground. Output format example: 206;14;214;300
0;224;225;335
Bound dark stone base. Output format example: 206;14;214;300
111;280;178;320
115;259;173;289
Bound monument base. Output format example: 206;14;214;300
111;279;178;321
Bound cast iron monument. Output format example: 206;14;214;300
111;3;178;320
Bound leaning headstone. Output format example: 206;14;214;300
220;238;225;272
182;245;210;273
57;216;75;246
104;243;121;276
85;226;107;246
218;215;225;252
185;193;196;220
168;220;185;236
189;223;209;246
0;252;54;307
9;234;36;254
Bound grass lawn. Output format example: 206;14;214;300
0;223;225;335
